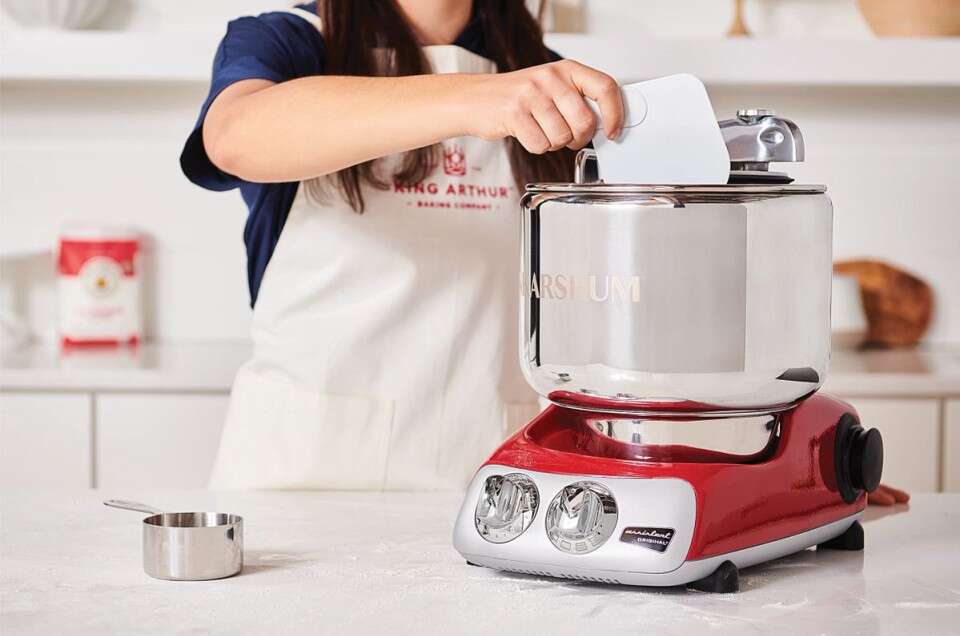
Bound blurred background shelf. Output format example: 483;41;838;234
3;31;960;86
548;35;960;87
0;341;250;392
3;340;957;396
0;30;220;82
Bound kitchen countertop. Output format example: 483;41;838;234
3;341;960;398
0;342;251;392
1;490;957;635
826;346;960;398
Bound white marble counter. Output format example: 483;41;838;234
2;490;958;635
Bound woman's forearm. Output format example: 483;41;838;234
203;60;624;184
203;74;478;183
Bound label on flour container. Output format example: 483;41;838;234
58;228;141;346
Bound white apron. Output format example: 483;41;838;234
210;32;540;491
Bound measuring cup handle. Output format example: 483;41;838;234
103;499;164;515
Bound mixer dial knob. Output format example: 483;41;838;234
834;414;884;504
545;481;618;554
850;427;883;492
474;473;539;543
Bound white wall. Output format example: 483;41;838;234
580;0;872;38
2;0;959;343
1;82;253;341
710;85;960;344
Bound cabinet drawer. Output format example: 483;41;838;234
0;392;92;489
841;397;940;492
945;400;960;492
96;393;228;490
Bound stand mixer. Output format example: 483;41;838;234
453;109;884;593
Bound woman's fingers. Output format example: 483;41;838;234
531;99;575;151
564;61;624;140
511;111;552;155
479;60;621;150
880;484;911;503
868;484;910;506
553;89;598;149
868;488;896;506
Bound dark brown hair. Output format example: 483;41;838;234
319;0;574;212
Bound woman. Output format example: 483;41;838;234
181;0;624;490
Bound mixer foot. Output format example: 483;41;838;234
817;520;864;551
687;560;739;593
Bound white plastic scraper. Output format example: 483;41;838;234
591;74;730;184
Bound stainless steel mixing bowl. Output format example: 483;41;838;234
519;173;833;416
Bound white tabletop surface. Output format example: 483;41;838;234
2;490;958;635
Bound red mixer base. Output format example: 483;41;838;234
453;393;881;591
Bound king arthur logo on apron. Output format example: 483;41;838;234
443;143;467;176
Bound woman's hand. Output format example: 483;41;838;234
466;59;624;154
868;483;910;506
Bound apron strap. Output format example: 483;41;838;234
286;6;322;32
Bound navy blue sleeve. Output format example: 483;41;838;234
180;11;325;190
180;9;325;308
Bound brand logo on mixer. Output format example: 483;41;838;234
522;273;643;303
620;527;675;552
443;143;467;176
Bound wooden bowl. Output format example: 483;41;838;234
859;0;960;36
833;260;933;348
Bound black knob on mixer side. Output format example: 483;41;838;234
834;413;884;504
850;427;883;493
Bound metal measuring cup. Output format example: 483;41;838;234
104;499;243;581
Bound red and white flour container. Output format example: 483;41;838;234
58;226;141;346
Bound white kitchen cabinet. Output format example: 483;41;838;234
842;397;941;492
0;392;92;489
944;400;960;492
96;393;228;490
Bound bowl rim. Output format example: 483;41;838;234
525;183;827;195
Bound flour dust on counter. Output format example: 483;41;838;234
1;490;957;635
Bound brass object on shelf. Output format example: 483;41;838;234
858;0;960;36
727;0;752;37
